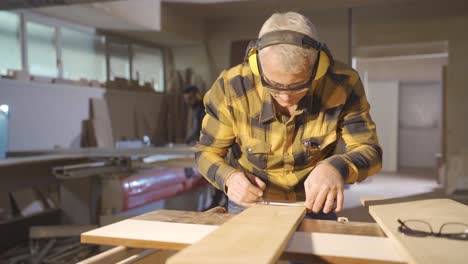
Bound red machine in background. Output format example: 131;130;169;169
121;167;207;211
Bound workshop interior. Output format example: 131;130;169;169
0;0;467;263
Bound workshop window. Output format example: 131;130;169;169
132;44;164;92
109;41;130;81
61;27;106;82
27;21;58;77
0;11;21;75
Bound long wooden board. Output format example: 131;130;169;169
81;217;404;263
166;204;306;264
369;199;468;264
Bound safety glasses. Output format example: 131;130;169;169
398;219;468;241
260;53;320;95
261;73;312;95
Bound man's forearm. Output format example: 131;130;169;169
194;150;238;192
320;144;382;183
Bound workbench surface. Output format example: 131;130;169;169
81;209;401;264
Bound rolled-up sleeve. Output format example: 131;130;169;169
195;72;237;192
321;76;383;183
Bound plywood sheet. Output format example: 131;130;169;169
369;199;468;264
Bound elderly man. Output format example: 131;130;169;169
195;12;382;219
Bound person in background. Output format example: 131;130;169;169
183;86;205;146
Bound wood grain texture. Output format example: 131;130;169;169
369;199;468;264
133;209;233;225
135;209;385;237
297;218;386;237
82;220;218;250
81;218;404;263
81;209;405;263
284;231;403;264
166;204;305;264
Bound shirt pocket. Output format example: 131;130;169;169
238;134;271;170
294;132;337;167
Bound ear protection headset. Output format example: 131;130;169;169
244;30;334;80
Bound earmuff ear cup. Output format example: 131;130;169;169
314;50;331;80
247;49;261;76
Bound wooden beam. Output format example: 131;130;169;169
167;204;306;264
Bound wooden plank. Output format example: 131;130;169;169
167;204;306;264
81;209;400;263
77;246;143;264
297;217;386;237
360;196;389;206
115;249;158;264
131;250;177;264
90;98;111;121
284;232;404;264
90;119;114;148
82;219;218;250
133;209;232;226
369;199;468;264
133;209;386;237
90;98;114;147
81;218;404;263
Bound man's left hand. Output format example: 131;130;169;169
304;162;344;214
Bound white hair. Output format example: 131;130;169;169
258;12;318;74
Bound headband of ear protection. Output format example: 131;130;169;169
244;30;334;80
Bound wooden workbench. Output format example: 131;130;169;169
81;208;404;264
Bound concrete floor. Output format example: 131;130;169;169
339;167;468;222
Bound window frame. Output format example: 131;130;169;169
0;10;24;75
60;25;106;82
106;35;132;82
131;42;166;92
23;12;60;78
2;10;165;92
106;33;166;92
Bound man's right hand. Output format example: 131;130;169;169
225;172;266;207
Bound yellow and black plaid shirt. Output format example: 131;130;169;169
195;62;382;201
